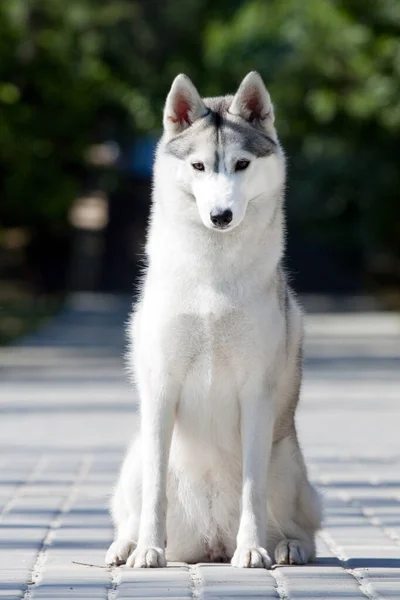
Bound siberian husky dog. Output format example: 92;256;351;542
106;72;322;569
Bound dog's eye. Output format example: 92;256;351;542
235;160;250;172
192;162;205;171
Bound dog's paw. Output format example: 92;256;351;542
105;538;136;566
231;546;272;569
274;539;308;565
126;546;166;568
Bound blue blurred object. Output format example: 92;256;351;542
130;134;159;177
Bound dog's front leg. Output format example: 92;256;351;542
232;378;274;569
126;374;178;568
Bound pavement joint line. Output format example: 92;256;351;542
189;564;202;600
349;569;384;600
270;567;290;599
21;453;93;599
349;494;400;548
107;564;122;600
0;455;48;521
340;492;400;546
319;529;382;600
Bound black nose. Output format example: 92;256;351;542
210;209;233;228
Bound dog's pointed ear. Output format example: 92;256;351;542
229;72;274;131
163;74;208;134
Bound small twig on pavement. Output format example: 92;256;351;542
72;560;109;568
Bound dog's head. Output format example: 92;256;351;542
157;72;285;232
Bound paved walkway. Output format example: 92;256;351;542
0;294;399;599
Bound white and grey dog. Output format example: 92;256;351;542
106;72;322;569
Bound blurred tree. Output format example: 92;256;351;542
0;0;134;225
0;0;216;228
203;0;400;283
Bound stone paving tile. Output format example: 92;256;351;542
116;565;192;599
196;564;278;599
274;566;368;600
0;297;399;598
355;568;400;599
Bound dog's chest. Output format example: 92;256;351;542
175;310;241;454
172;287;278;450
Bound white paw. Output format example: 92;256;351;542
231;546;272;569
274;539;308;565
105;538;136;566
126;546;166;568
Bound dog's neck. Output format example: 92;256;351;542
146;189;285;292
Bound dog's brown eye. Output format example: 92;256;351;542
192;162;205;171
235;160;250;172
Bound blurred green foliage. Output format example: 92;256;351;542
203;0;400;271
0;0;399;279
0;0;211;227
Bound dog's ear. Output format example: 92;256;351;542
229;72;275;131
163;74;208;134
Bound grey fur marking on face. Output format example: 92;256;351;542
164;95;277;165
213;150;219;174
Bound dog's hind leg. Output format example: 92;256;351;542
105;509;139;566
105;440;141;565
267;435;322;566
272;482;322;565
271;510;319;566
274;536;315;565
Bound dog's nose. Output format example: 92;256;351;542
210;209;233;228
